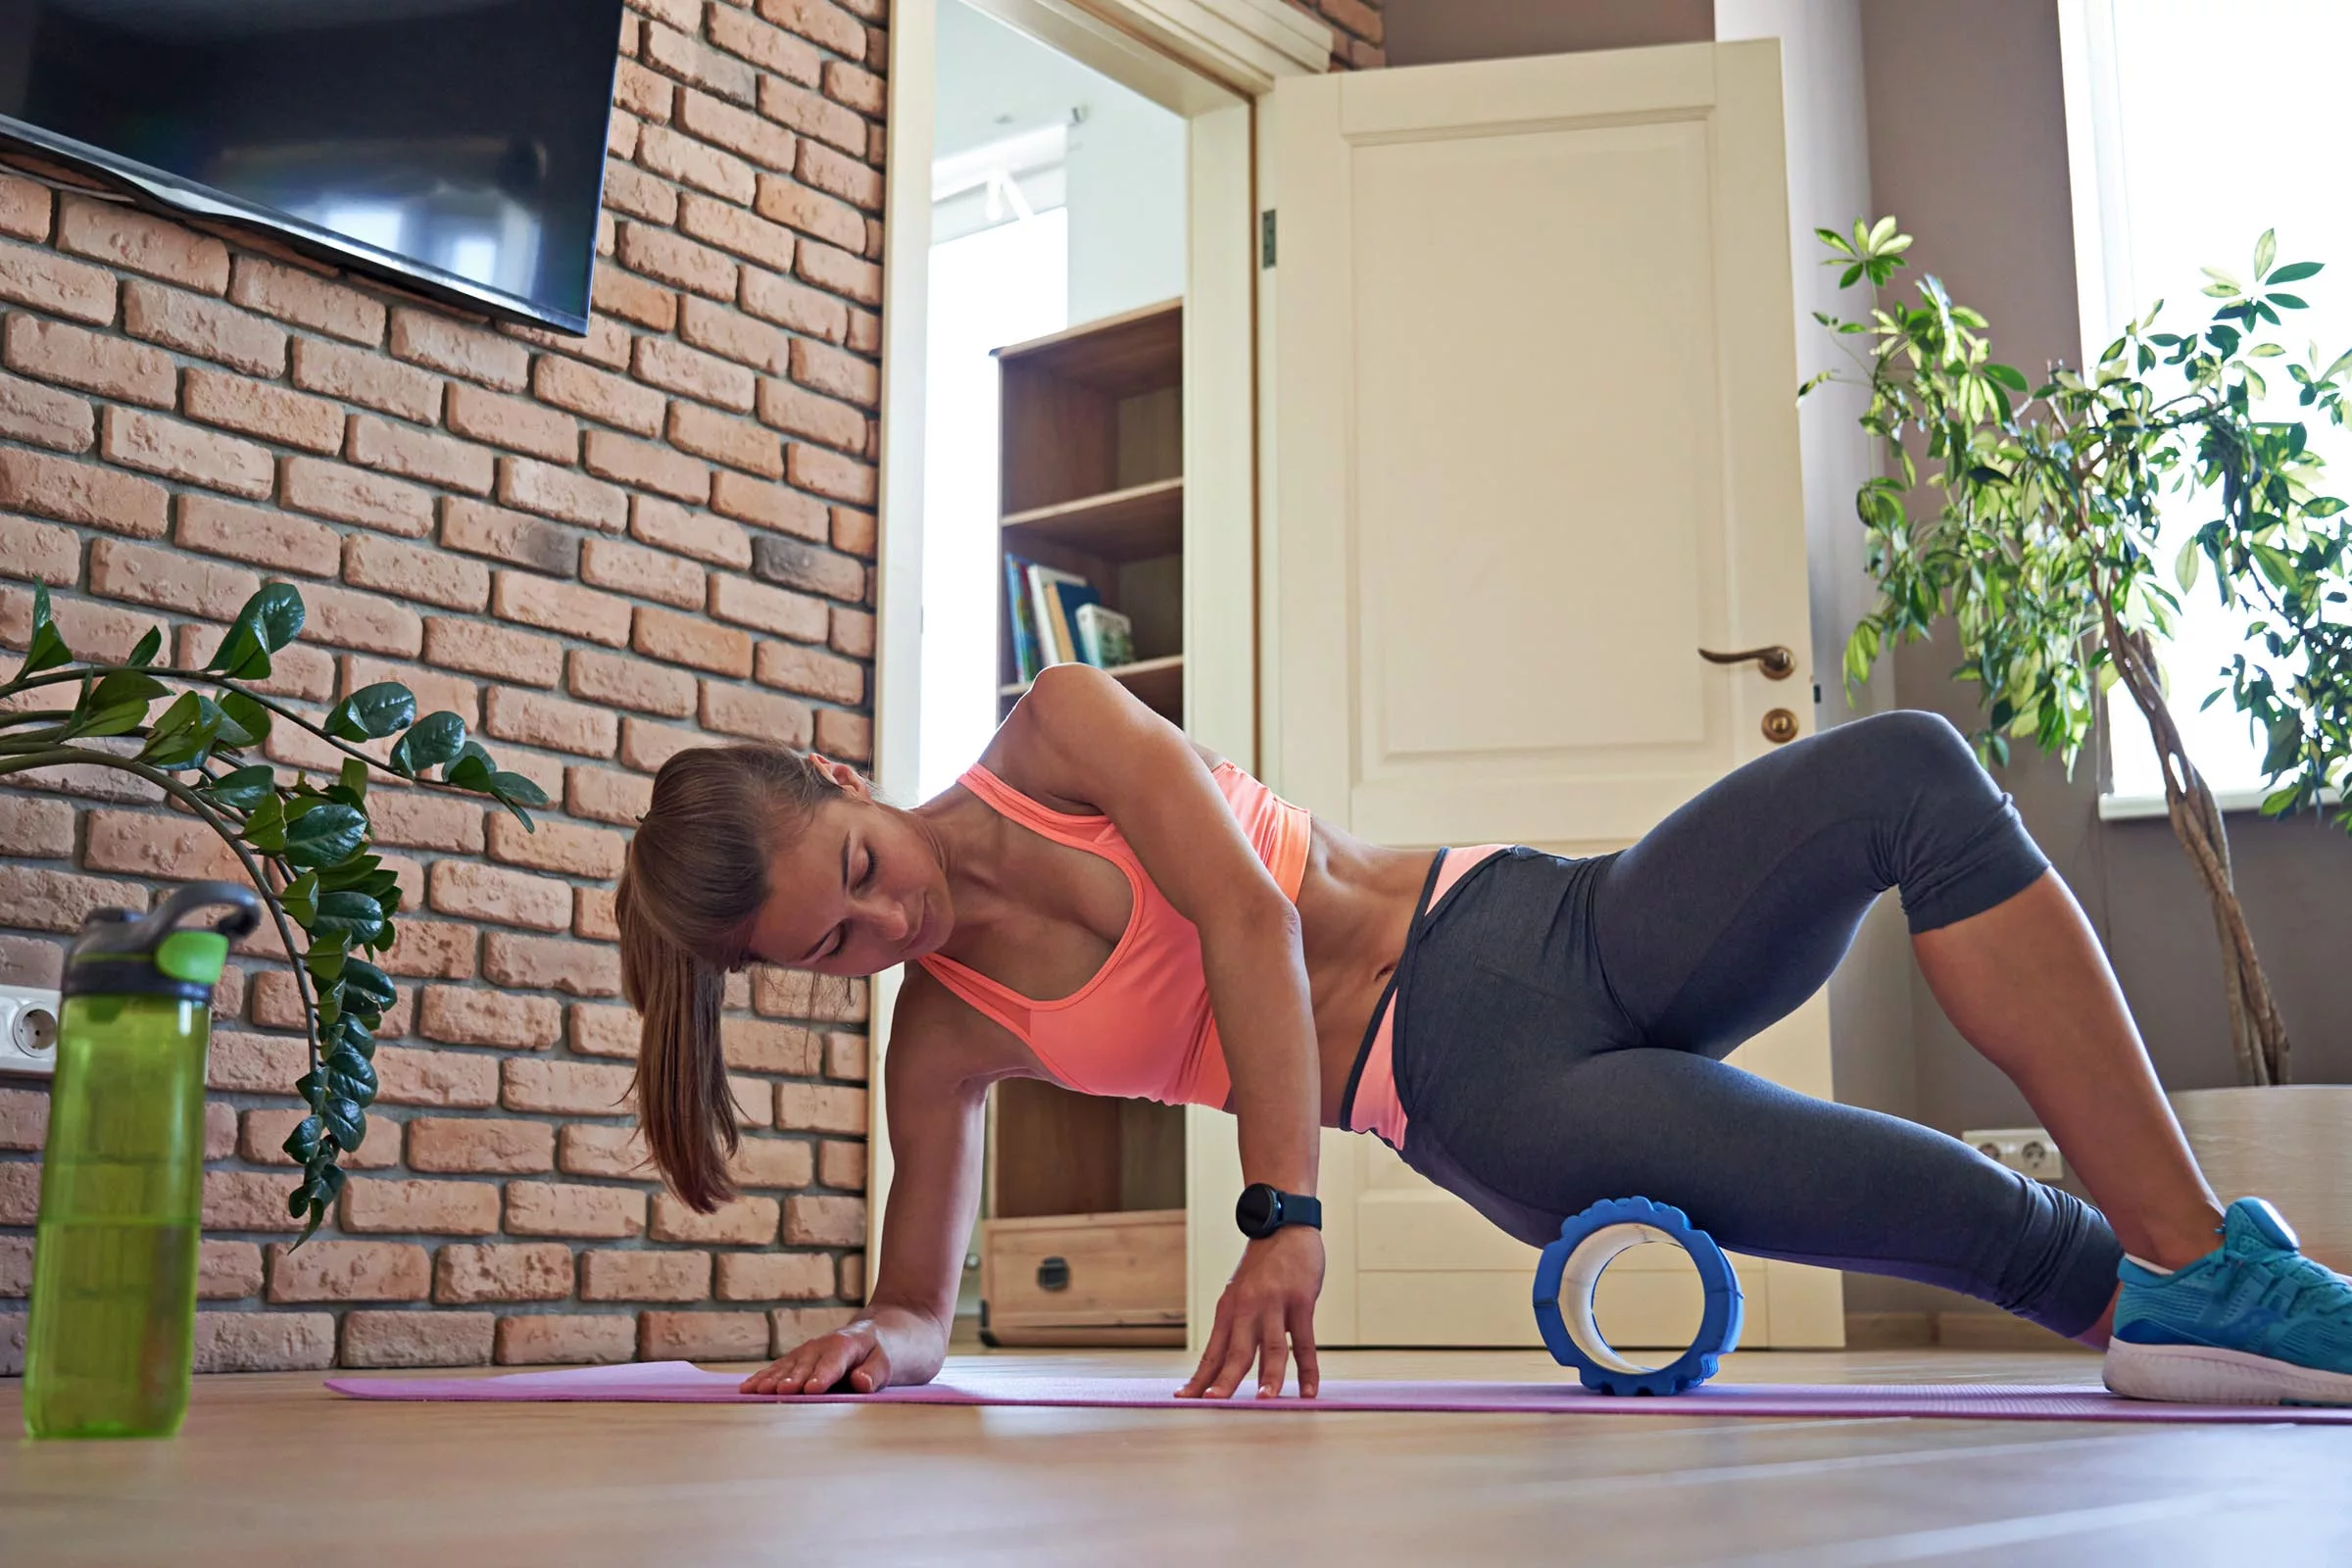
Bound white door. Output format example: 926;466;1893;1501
1188;40;1843;1351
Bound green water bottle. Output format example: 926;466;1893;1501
24;881;262;1440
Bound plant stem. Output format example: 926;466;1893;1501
2058;405;2292;1087
0;663;401;780
0;747;325;1077
2099;614;2291;1084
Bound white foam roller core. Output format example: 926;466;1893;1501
1558;1221;1679;1375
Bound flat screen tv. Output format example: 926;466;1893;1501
0;0;624;333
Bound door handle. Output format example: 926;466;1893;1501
1697;645;1796;680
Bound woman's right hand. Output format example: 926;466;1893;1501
738;1306;943;1396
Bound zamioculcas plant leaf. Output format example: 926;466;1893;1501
1807;219;2352;1088
0;582;548;1239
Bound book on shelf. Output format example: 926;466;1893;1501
1024;563;1099;670
1004;554;1045;683
1073;603;1135;669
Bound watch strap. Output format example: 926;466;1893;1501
1239;1184;1321;1238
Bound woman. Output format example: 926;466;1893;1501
617;664;2352;1407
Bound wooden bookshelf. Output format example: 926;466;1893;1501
983;297;1189;1347
997;295;1183;396
998;653;1185;709
1002;476;1183;561
995;298;1185;725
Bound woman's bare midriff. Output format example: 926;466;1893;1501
1289;821;1440;1128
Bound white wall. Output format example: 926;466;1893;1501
935;0;1185;326
1715;4;1922;1166
1066;95;1187;322
1714;1;1884;729
935;0;1096;158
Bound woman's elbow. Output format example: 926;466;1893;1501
1210;894;1302;953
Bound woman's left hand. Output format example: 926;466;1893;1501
1177;1225;1325;1399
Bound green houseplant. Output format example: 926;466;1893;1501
1806;219;2352;1092
0;581;546;1239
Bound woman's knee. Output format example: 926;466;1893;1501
1826;711;2017;842
1832;711;2050;931
1831;710;1986;797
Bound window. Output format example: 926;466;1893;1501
2060;0;2352;814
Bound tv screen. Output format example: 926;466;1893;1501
0;0;624;333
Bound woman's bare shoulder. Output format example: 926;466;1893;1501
978;664;1226;811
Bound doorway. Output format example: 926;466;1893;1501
866;0;1309;1347
917;0;1190;802
911;0;1203;1345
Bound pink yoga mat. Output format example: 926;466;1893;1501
325;1359;2352;1425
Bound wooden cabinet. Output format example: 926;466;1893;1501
979;1209;1186;1348
980;297;1191;1347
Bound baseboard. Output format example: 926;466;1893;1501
1843;1310;2082;1352
1842;1311;1935;1349
979;1325;1188;1348
1931;1311;2082;1352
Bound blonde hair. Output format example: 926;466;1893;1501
617;745;842;1210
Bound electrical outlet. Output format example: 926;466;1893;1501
0;983;63;1077
1965;1126;2065;1183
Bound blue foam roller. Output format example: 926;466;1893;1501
1531;1196;1743;1396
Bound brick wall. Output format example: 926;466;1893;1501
1290;0;1385;69
0;0;886;1374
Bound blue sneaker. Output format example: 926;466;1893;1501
2104;1197;2352;1405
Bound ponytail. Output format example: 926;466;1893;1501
618;875;737;1210
616;744;843;1211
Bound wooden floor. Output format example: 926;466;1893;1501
6;1348;2351;1566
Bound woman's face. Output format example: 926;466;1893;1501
745;795;949;977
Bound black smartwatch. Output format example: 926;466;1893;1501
1235;1183;1322;1240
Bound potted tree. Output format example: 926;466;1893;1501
1809;220;2352;1264
0;581;546;1236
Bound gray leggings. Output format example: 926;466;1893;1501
1374;710;2123;1339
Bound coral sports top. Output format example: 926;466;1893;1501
914;760;1311;1108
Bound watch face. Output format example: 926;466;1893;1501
1236;1185;1277;1235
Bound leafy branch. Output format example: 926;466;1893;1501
0;581;549;1237
1805;218;2352;1087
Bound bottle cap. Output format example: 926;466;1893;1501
64;881;263;1004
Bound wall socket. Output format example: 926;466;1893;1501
0;983;63;1077
1965;1126;2065;1182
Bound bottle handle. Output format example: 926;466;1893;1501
64;881;267;1001
75;881;264;960
153;881;263;942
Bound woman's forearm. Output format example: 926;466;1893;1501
1202;901;1321;1195
865;1069;987;1333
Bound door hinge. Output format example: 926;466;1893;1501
1260;209;1277;269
